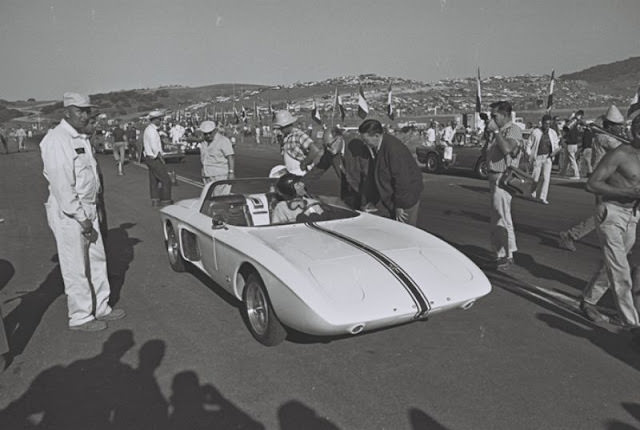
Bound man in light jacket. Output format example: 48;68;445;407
526;114;560;204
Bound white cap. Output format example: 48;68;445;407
269;165;289;178
199;120;216;133
604;105;624;124
63;92;95;108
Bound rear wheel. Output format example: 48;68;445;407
166;224;186;272
243;273;286;346
425;152;440;173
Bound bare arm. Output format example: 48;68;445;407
586;150;640;198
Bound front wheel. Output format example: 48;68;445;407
425;152;440;173
166;224;186;272
475;158;489;180
243;273;286;346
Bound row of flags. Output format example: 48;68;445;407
178;72;639;128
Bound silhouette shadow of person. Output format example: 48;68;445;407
278;400;341;430
4;255;64;358
0;329;136;429
112;339;168;429
168;370;264;430
0;259;15;369
104;222;142;306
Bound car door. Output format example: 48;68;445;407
453;144;483;171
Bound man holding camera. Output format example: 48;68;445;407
40;92;125;331
485;101;524;270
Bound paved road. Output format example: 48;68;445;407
0;138;639;429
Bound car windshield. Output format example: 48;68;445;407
200;177;359;227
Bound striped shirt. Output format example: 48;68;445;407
283;127;314;174
486;122;523;173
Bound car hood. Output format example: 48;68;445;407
247;217;491;312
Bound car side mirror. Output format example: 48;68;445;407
212;215;228;230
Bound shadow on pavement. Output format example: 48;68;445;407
513;252;587;291
605;402;640;429
3;256;63;357
537;314;640;373
408;407;450;430
278;400;340;430
0;330;265;430
105;222;142;306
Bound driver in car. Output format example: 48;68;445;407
271;173;324;224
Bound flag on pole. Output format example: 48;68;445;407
475;67;482;113
386;84;395;120
233;106;240;124
628;86;640;121
254;101;259;124
311;100;322;125
334;87;346;123
357;86;369;119
546;70;555;111
241;105;247;123
268;100;275;121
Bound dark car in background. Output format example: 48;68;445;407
416;129;531;180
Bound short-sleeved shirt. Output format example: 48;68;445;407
112;127;125;142
283;127;314;174
201;132;234;177
486;122;523;173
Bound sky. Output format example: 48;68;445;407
0;0;638;101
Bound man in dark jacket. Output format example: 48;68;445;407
358;119;424;226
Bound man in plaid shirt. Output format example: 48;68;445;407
485;101;524;270
273;110;323;178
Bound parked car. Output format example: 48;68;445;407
416;129;532;179
159;178;492;346
416;142;489;179
161;138;185;163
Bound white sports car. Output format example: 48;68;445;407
160;178;492;346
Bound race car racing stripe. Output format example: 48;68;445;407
306;222;430;318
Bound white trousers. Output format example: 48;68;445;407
488;173;517;259
583;202;640;326
531;155;552;201
45;198;112;327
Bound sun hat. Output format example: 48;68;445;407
148;110;164;119
604;105;624;124
199;120;216;133
272;110;297;129
63;92;95;108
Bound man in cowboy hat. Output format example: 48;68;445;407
198;120;234;184
558;105;627;252
143;110;172;207
40;92;125;331
272;110;323;177
580;113;640;328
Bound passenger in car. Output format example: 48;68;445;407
271;173;324;224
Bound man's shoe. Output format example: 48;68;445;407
69;319;107;332
97;308;126;321
557;232;576;251
540;199;549;205
495;257;514;270
579;301;609;323
151;199;161;207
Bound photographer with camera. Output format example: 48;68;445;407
485;101;524;270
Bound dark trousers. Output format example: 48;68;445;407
145;158;172;201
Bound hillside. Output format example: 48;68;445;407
560;56;640;96
4;56;640;126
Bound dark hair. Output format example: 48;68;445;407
490;101;512;116
479;112;489;121
576;110;584;116
632;115;640;135
276;173;303;199
541;114;552;122
358;119;384;135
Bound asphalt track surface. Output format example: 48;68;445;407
1;138;639;429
